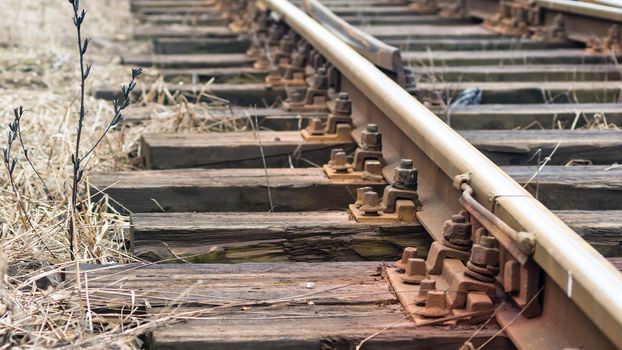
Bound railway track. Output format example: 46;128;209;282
76;0;622;348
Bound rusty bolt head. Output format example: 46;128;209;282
331;152;349;172
363;160;383;178
279;38;294;54
312;67;328;90
354;186;373;207
451;214;466;223
400;258;426;284
298;42;311;54
416;291;450;318
361;124;382;151
442;212;472;249
469;236;499;268
307;118;325;135
334;92;352;116
279;32;295;48
395;247;418;271
268;23;284;42
256;13;269;31
359;191;383;215
393;159;418;190
330;148;344;162
292;51;307;68
480;235;498;249
415;278;436;305
289;90;305;103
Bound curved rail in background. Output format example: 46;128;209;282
259;0;622;348
302;0;407;86
455;0;622;44
538;0;622;21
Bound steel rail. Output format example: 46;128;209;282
587;0;622;9
537;0;622;21
260;0;622;347
302;0;407;86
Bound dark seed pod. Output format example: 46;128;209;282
81;38;89;54
84;64;92;80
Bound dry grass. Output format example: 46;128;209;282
0;1;249;348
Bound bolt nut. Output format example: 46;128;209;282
395;246;417;271
359;191;383;215
361;124;382;151
442;212;472;248
415;279;436;305
354;186;373;207
400;258;427;284
289;90;305;103
517;231;536;255
363;160;383;177
415;290;450;318
307;118;325;135
331;151;349;172
292;53;307;68
469;236;499;268
334;92;352;116
329;148;344;163
393;159;418;190
452;173;470;191
311;67;328;88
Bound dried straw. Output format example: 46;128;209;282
0;0;250;347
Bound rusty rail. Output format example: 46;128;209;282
452;0;622;47
302;0;407;86
259;0;622;347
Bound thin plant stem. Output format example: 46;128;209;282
16;114;53;199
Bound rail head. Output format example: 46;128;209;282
259;0;622;347
301;0;407;87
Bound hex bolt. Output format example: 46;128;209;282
393;159;418;190
334;92;352;116
361;124;382;151
354;186;373;207
415;290;450;318
290;90;305;103
415;279;436;306
291;48;308;68
469;236;499;268
363;160;383;177
307;118;325;135
279;33;295;53
254;49;270;69
331;151;349;172
329;148;344;164
400;258;427;284
359;191;383;216
312;67;328;90
466;235;500;282
442;212;472;250
268;23;285;43
480;235;498;249
395;247;418;271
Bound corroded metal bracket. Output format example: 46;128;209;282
282;67;330;112
301;92;353;142
387;249;496;325
348;159;420;224
483;0;540;36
